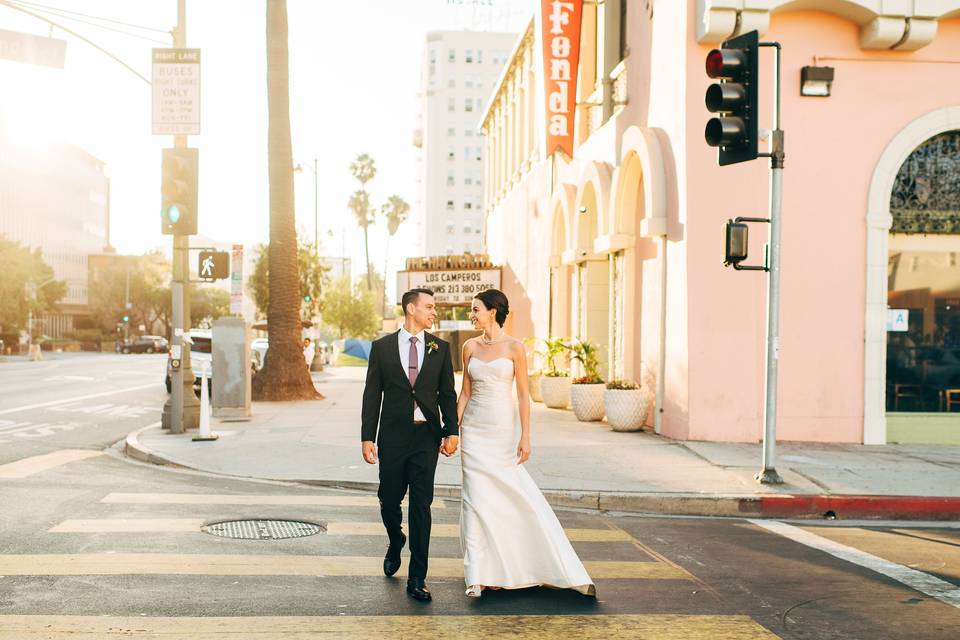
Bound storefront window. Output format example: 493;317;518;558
887;131;960;412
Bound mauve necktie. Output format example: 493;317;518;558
408;336;419;386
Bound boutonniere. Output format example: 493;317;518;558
426;340;439;355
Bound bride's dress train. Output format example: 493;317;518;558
459;357;595;596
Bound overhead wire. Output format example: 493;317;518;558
6;0;171;45
8;0;169;34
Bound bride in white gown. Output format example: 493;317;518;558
457;289;595;598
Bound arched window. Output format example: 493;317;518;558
890;132;960;234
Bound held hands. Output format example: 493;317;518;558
440;436;460;457
516;436;531;465
361;441;377;465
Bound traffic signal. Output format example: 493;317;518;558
160;147;199;235
122;314;130;322
303;294;312;303
705;30;759;166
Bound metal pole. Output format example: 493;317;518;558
313;155;319;254
124;268;130;343
655;234;667;435
161;0;199;433
756;42;784;485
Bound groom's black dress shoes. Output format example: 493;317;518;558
383;532;406;577
406;577;432;602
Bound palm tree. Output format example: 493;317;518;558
347;187;375;290
349;154;376;290
380;195;410;316
253;0;321;401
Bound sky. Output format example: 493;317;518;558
0;0;532;297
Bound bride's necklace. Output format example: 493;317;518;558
481;329;505;345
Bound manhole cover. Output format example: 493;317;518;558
202;519;325;540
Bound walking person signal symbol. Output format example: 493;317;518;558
197;251;229;281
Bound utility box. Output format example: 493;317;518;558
212;317;251;418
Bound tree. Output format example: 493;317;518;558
247;240;327;320
190;287;230;328
349;153;377;290
88;252;171;338
320;274;380;340
0;235;65;334
253;0;321;401
380;195;409;317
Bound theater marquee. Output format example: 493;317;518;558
541;0;582;158
396;268;501;306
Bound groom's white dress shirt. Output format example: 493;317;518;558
398;327;427;422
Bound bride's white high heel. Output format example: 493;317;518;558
465;585;483;598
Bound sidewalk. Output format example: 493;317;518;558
125;366;960;520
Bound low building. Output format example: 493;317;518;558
481;1;960;445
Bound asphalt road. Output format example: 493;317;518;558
0;354;958;638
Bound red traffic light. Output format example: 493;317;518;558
705;48;747;80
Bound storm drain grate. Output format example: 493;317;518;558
202;519;325;540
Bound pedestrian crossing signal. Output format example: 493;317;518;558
198;251;229;281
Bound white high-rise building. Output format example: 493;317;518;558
414;30;518;257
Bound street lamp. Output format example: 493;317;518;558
294;155;319;254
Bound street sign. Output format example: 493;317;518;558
152;48;200;135
396;268;501;306
230;244;244;314
0;29;66;68
198;250;229;281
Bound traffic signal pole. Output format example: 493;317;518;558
161;0;199;434
756;42;784;485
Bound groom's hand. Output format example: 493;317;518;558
361;441;377;464
440;436;459;457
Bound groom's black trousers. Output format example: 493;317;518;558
377;421;440;580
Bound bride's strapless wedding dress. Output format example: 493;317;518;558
459;356;595;596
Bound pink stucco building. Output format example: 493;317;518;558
480;1;960;445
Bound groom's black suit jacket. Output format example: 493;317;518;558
361;331;459;447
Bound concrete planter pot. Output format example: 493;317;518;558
603;389;649;432
528;372;543;402
570;383;606;421
539;375;571;409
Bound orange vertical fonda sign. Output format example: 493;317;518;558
541;0;583;158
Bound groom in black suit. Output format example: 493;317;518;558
361;288;459;602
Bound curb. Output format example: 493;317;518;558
123;428;960;521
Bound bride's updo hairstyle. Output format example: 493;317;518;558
474;289;510;327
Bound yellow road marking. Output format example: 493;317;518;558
100;493;446;509
0;554;687;579
0;450;103;479
49;519;206;533
48;519;634;542
0;614;780;638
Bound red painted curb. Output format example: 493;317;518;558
746;495;960;520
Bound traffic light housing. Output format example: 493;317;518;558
161;147;199;235
705;30;758;166
197;250;229;280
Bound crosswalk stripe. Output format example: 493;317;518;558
0;450;103;479
48;519;634;542
49;519;206;533
0;614;778;638
0;614;779;638
0;554;687;579
100;493;447;509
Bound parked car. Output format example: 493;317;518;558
251;337;269;371
165;330;212;395
119;335;167;354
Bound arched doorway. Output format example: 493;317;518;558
885;131;960;444
549;201;572;340
574;180;610;377
865;106;960;444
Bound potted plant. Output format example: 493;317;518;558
603;379;649;432
522;337;544;403
538;337;572;409
569;339;605;421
